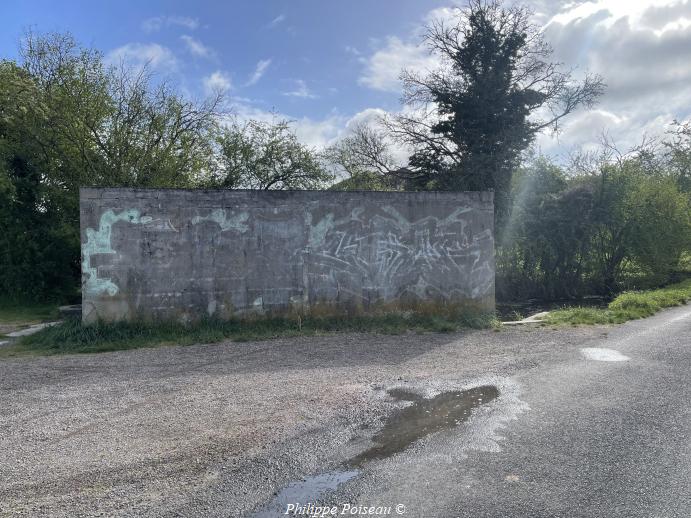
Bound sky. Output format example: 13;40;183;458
2;0;691;162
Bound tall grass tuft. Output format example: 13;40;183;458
546;278;691;326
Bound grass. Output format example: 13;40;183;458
546;278;691;326
8;278;686;356
0;300;60;326
0;310;498;358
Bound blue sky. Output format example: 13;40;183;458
2;1;447;119
3;0;691;158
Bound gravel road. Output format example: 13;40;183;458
1;305;689;517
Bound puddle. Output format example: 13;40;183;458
254;385;500;516
581;347;630;362
348;385;499;466
254;470;358;517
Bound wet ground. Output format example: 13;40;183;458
348;386;499;466
254;470;359;517
255;385;500;516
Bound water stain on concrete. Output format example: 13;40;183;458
348;385;499;466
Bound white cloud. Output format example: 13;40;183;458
546;0;687;30
203;71;232;94
106;43;178;71
357;6;456;93
358;36;439;92
213;1;691;164
282;79;317;99
540;0;691;154
180;35;213;58
268;14;286;28
422;5;461;26
224;102;342;148
220;95;415;172
355;1;691;158
142;15;199;33
246;59;272;86
292;115;346;149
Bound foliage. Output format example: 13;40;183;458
0;300;59;325
497;158;586;299
0;32;231;300
662;120;691;193
381;0;604;218
0;57;81;298
498;151;691;300
212;118;333;189
545;278;691;325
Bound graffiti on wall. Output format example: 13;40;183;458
305;205;493;302
82;209;152;296
80;189;494;322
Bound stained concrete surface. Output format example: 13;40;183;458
79;189;494;323
0;305;689;517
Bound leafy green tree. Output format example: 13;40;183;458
498;154;691;300
324;123;405;191
385;0;604;220
19;32;221;188
0;32;222;300
213;118;332;189
496;158;594;299
0;59;78;298
663;120;691;193
590;162;690;290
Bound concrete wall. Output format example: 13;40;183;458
80;188;495;323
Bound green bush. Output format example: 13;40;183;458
498;155;691;301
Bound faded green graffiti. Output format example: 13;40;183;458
192;209;249;232
82;209;153;296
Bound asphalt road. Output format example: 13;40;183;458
0;305;689;517
339;305;691;518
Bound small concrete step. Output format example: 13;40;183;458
6;321;62;337
502;311;550;326
59;304;82;318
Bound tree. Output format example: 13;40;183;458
384;0;605;219
0;59;79;298
497;152;691;300
663;120;691;193
324;123;405;191
588;161;690;292
496;157;594;299
213;118;333;190
0;31;223;300
19;31;222;189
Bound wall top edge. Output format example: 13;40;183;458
79;187;494;200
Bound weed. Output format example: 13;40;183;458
546;278;691;326
1;309;497;358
